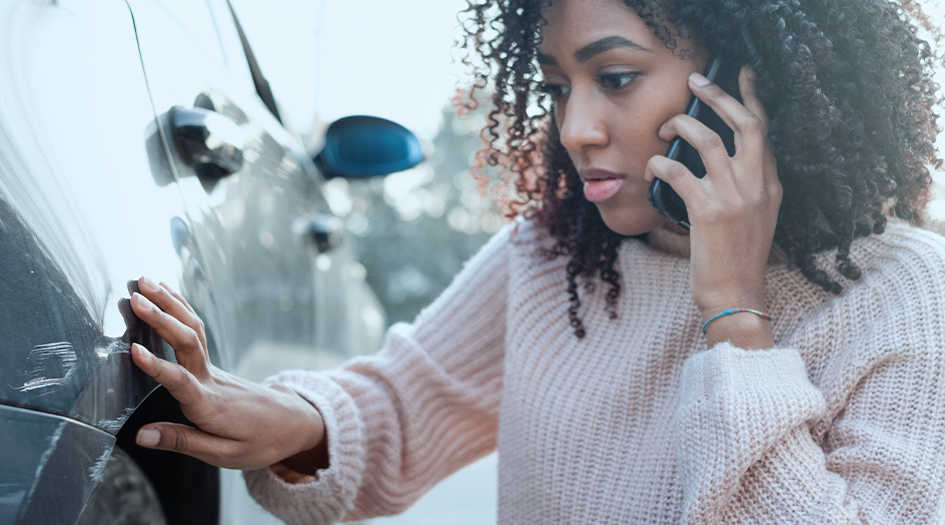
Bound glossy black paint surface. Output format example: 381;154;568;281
0;404;115;525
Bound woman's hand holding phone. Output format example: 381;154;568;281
644;66;781;350
128;276;327;479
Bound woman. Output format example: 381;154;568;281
128;0;945;523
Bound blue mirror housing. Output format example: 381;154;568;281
314;116;424;179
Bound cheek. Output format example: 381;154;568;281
614;83;694;165
611;111;671;169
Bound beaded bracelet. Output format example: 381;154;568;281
702;308;771;334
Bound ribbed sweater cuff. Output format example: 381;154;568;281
679;343;821;405
243;370;365;525
675;344;828;520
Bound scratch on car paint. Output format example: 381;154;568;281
98;407;135;434
96;337;129;359
87;445;113;483
13;342;77;393
21;422;65;511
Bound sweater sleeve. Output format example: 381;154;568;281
674;295;945;524
243;224;513;525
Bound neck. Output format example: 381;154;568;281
662;220;690;236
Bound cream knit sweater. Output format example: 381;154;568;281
245;219;945;524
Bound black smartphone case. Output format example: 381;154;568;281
647;57;743;229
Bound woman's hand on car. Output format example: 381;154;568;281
128;276;327;475
645;65;780;349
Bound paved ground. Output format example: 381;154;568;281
221;454;498;524
374;454;497;525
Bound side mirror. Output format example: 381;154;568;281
314;116;424;180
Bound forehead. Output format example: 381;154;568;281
538;0;664;54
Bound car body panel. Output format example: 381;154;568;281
0;403;115;525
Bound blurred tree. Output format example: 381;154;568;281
340;106;505;325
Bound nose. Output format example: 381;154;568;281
556;92;609;153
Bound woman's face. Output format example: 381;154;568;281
538;0;708;236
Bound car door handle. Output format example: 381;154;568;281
170;106;245;176
293;213;344;253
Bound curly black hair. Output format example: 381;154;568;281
457;0;943;338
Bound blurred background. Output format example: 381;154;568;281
226;0;945;523
227;1;501;523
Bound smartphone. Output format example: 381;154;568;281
647;56;743;229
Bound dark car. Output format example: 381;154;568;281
0;0;421;523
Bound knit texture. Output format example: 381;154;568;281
245;219;945;524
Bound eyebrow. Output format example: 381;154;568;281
574;36;650;63
537;36;651;67
537;52;557;66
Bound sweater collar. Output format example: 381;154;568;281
644;224;691;258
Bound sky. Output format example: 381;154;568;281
230;0;469;141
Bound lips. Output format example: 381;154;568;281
581;168;626;203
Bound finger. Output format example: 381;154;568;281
132;343;204;401
658;115;733;184
644;155;706;208
688;71;766;163
159;281;197;316
138;277;206;351
136;422;243;468
151;280;208;352
737;66;779;187
737;66;768;128
131;294;208;375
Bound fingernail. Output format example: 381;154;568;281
133;343;153;362
137;428;160;447
139;276;156;292
690;72;710;87
133;292;154;311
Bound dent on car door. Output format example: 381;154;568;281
0;0;191;523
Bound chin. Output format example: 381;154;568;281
596;205;666;237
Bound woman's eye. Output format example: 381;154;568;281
597;72;638;90
539;82;570;100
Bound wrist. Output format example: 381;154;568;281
703;310;774;350
696;286;765;319
269;384;329;477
